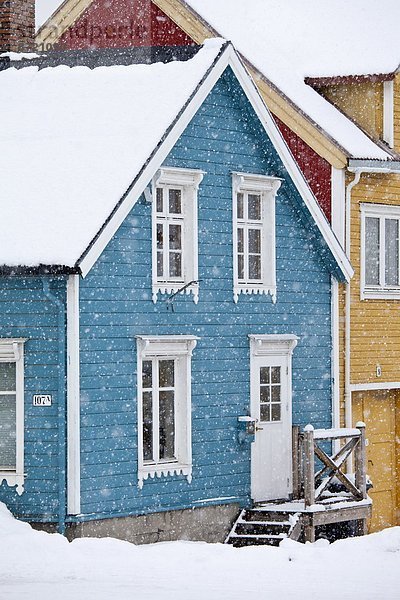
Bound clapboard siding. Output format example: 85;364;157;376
78;68;333;519
0;277;66;520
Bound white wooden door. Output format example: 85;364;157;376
250;347;293;502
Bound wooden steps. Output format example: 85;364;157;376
226;508;302;547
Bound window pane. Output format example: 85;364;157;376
248;194;261;220
159;360;174;388
385;218;399;286
260;367;270;384
237;193;244;219
237;227;244;253
271;367;281;384
260;404;270;422
238;255;244;280
156;224;163;249
260;386;270;403
271;404;281;422
169;189;182;214
0;394;16;468
142;391;153;461
157;252;164;278
142;361;152;389
159;390;175;460
248;228;261;254
156;188;163;213
0;363;16;392
169;253;182;278
248;255;262;280
271;385;281;402
169;224;182;250
365;217;380;286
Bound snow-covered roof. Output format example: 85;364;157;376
0;40;352;281
185;0;399;160
0;41;224;269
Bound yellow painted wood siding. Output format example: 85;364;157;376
317;82;383;141
348;172;400;385
393;73;400;153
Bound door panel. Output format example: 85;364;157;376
353;390;398;532
251;355;291;502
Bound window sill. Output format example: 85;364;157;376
138;463;192;489
234;285;276;304
361;288;400;300
152;283;199;304
0;471;24;495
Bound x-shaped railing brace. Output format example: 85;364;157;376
314;437;362;501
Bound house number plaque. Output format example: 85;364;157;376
33;395;52;407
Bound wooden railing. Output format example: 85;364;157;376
292;423;367;508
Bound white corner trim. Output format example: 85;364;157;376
0;338;26;495
331;277;340;433
383;80;394;148
77;44;352;283
350;382;400;392
249;334;299;356
67;275;81;515
331;167;345;248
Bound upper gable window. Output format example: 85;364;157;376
152;167;204;304
0;339;26;495
361;203;400;299
232;173;282;303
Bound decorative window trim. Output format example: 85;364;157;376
136;335;199;489
0;338;26;495
360;203;400;300
249;334;299;357
232;172;282;303
151;167;205;304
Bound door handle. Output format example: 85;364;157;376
256;426;264;432
368;459;374;466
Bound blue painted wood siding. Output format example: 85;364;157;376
0;277;66;521
78;68;333;520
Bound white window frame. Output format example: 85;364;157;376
361;203;400;299
232;173;282;303
151;167;204;304
0;338;26;495
136;335;198;489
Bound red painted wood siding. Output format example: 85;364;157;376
53;0;332;222
274;117;332;221
56;0;193;50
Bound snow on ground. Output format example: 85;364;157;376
1;503;399;600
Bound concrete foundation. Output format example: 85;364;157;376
66;503;241;545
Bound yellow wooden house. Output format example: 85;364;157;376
36;0;400;532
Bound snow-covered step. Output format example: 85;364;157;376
226;508;303;547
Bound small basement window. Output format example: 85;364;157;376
151;167;204;304
361;203;400;299
0;339;26;495
136;335;198;488
232;172;282;303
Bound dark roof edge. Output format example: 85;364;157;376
0;265;80;277
305;72;396;86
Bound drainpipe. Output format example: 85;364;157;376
344;170;362;431
42;278;67;536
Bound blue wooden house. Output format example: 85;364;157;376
0;40;357;544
